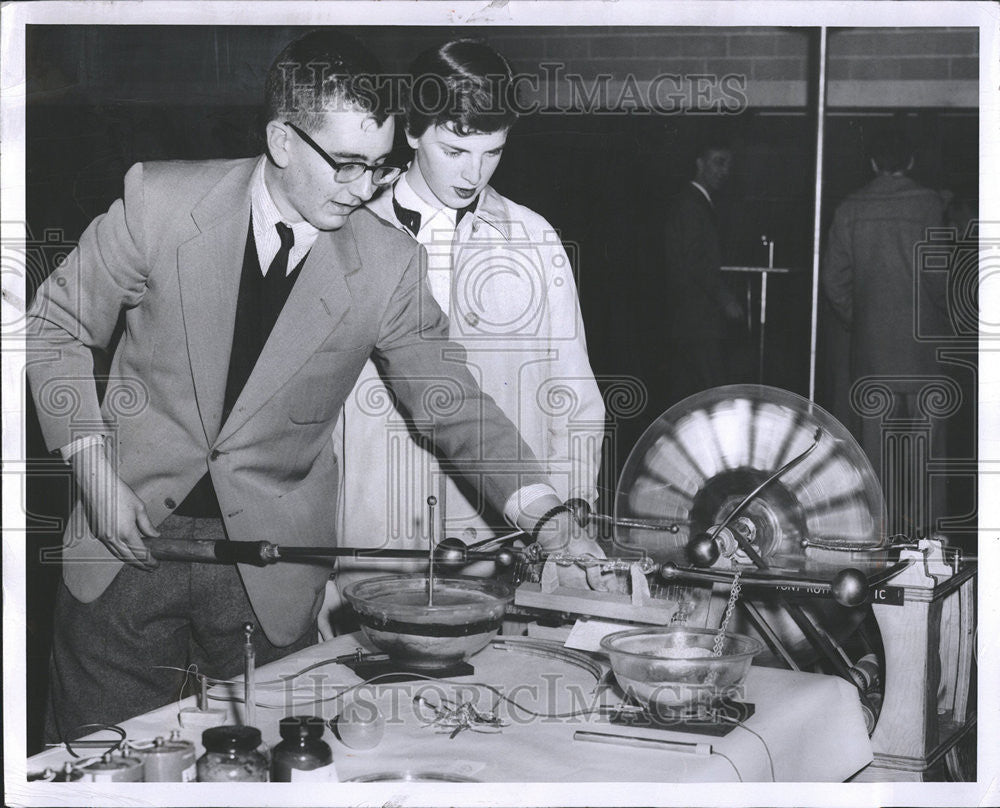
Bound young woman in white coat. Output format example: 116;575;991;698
321;39;607;627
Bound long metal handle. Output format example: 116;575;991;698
143;538;506;566
144;538;274;565
659;561;865;599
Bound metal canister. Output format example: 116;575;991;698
28;762;84;783
58;762;85;782
77;750;145;782
137;732;197;782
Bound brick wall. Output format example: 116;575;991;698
327;26;981;110
30;26;979;110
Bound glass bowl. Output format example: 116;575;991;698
343;575;513;668
600;626;764;714
345;771;479;782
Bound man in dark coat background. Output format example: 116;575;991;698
660;140;746;409
822;127;950;534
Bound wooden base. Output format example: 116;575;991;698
852;540;976;782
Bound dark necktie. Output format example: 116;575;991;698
266;222;295;280
456;196;479;226
393;196;421;237
393;195;479;236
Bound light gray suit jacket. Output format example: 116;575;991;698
27;157;547;644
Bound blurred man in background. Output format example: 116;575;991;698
660;140;746;407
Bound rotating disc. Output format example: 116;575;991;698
614;384;886;567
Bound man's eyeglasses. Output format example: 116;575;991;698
284;121;403;187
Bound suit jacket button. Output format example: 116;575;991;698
164;498;176;509
210;450;221;461
465;311;480;327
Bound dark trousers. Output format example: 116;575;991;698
44;515;315;743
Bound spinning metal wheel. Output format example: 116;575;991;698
615;384;886;565
613;384;893;674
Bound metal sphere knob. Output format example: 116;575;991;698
434;537;468;568
495;548;517;568
659;561;680;579
831;567;869;607
685;533;721;567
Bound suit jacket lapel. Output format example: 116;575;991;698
177;159;256;443
215;221;360;444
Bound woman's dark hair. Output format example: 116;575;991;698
406;39;520;138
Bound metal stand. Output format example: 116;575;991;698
721;242;796;383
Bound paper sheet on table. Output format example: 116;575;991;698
564;619;637;652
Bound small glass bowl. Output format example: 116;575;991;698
600;626;764;714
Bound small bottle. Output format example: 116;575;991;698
271;716;338;782
196;725;268;782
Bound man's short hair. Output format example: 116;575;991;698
867;128;914;174
405;39;520;138
695;138;733;162
264;30;389;130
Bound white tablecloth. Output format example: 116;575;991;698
24;632;872;789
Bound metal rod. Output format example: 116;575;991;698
427;496;437;606
738;600;800;671
759;236;774;383
659;562;845;594
243;623;255;727
589;513;681;533
808;26;828;402
146;536;866;600
778;596;858;686
467;529;526;551
279;546;437;560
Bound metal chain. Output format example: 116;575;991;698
713;568;743;657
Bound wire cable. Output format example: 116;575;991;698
712;750;743;781
61;723;126;758
719;716;775;781
175;653;611;720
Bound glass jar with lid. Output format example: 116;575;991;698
196;725;268;782
271;716;338;782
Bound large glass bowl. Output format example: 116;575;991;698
343;575;513;668
600;626;764;715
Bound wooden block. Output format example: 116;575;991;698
515;582;677;625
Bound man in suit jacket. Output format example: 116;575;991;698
26;30;601;741
660;142;744;407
